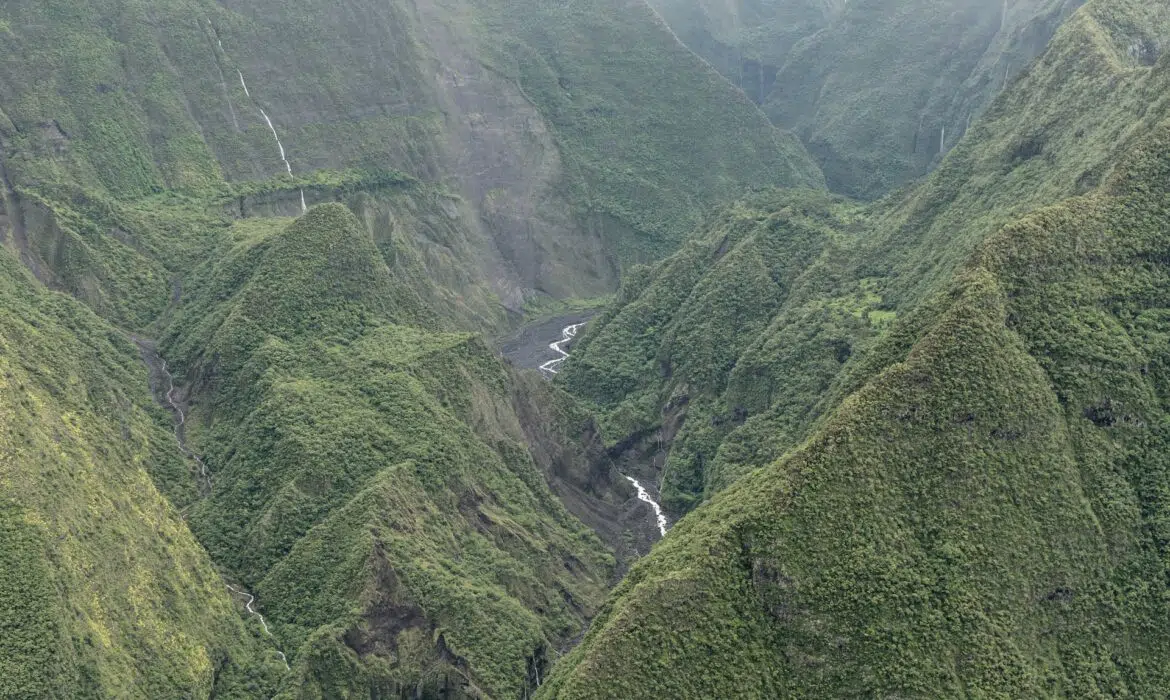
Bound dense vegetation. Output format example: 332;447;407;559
0;0;818;325
0;0;823;697
4;0;1170;696
149;205;619;697
548;0;1170;695
564;0;1170;514
0;252;282;698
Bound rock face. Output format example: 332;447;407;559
645;0;844;103
767;0;1088;198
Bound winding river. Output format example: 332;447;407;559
159;359;212;491
538;322;585;375
540;323;670;538
226;584;290;670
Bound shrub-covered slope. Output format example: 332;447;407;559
544;82;1170;700
151;205;620;698
648;0;1090;198
766;0;1088;198
644;0;843;103
547;0;1170;694
0;249;282;699
0;1;821;696
564;0;1170;513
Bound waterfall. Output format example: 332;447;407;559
625;477;669;537
258;108;294;176
159;359;212;492
212;22;306;213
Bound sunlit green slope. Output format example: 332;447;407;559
0;249;283;699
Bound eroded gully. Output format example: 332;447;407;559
136;339;289;670
541;324;670;538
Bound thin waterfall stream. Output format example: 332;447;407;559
208;19;306;213
137;338;291;672
226;584;291;670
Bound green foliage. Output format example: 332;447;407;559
547;3;1170;695
157;207;614;698
645;0;837;101
566;0;1170;514
545;129;1170;692
0;0;825;698
474;0;824;260
0;505;73;699
0;250;280;698
766;0;1092;199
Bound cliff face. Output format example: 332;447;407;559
647;0;1089;199
767;0;1088;198
645;0;843;103
0;0;821;327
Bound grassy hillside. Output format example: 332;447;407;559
544;69;1170;700
0;249;283;699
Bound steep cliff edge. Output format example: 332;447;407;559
647;0;1090;199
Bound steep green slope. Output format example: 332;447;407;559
645;0;841;103
546;0;1170;694
151;205;618;698
474;0;823;261
647;0;1090;199
543;94;1170;700
0;249;282;699
564;0;1170;513
0;1;820;696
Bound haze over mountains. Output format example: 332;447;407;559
2;0;1169;698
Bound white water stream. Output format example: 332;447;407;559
213;21;305;213
155;350;289;671
160;359;212;491
538;323;585;375
625;476;668;537
539;322;671;538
